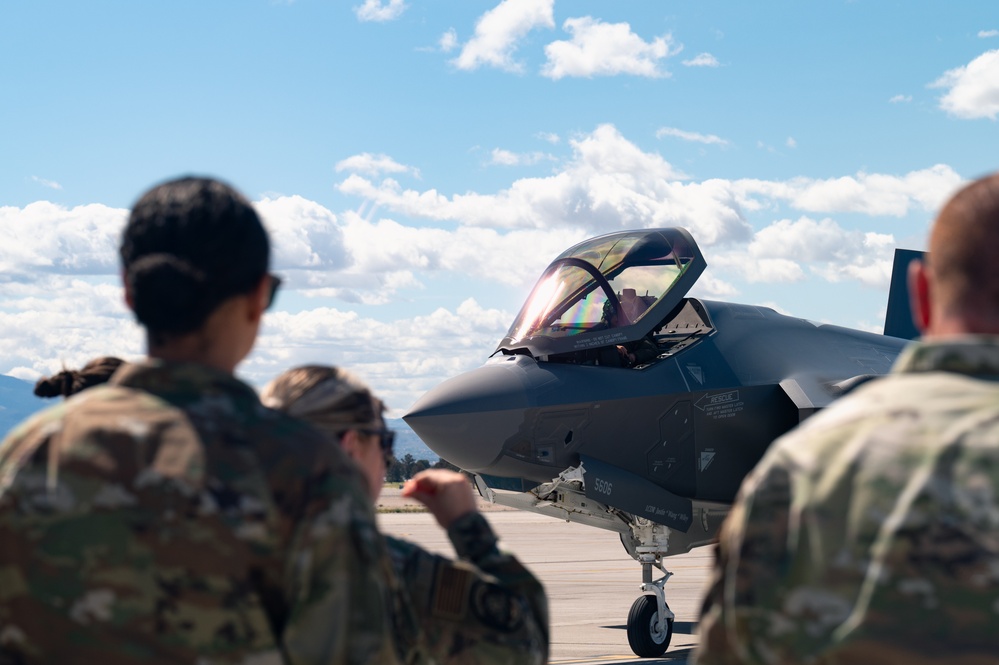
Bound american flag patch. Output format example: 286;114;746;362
432;564;472;619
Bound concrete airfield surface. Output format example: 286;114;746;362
378;487;713;665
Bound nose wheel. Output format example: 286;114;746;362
473;470;692;659
627;594;673;657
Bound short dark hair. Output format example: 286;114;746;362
120;177;270;339
930;173;999;314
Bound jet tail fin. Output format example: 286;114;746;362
883;248;925;340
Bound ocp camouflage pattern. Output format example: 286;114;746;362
387;511;549;665
695;337;999;665
0;360;402;665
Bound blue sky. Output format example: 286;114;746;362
2;1;998;413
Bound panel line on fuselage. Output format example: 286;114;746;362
674;355;691;392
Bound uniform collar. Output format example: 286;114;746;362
109;358;259;403
893;336;999;376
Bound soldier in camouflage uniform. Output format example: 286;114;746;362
262;365;550;665
0;177;402;664
694;173;999;664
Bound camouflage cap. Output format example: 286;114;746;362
261;365;385;435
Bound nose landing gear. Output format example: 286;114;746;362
626;549;674;657
473;470;725;658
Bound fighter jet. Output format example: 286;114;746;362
404;228;920;658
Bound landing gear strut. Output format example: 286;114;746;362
472;470;725;658
626;548;674;657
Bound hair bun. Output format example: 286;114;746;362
127;254;213;333
34;370;76;398
33;357;125;400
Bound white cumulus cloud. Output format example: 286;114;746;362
0;202;125;277
889;94;912;103
335;153;420;178
337;213;577;290
542;17;679;79
31;176;63;190
979;29;998;38
490;148;521;166
337;124;760;244
0;126;972;413
488;148;555;166
354;0;406;22
721;216;897;288
931;49;999;120
255;196;350;273
452;0;555;73
252;297;512;412
682;52;719;67
335;127;965;251
656;126;729;146
439;29;459;53
732;165;963;218
751;217;868;262
0;278;143;385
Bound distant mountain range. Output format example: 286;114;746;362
0;374;441;462
0;375;46;439
386;417;440;463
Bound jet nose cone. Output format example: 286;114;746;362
404;357;534;472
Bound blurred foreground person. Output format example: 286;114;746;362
694;172;999;664
262;365;550;665
32;356;126;399
0;177;401;664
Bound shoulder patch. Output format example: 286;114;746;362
432;565;472;620
470;581;524;633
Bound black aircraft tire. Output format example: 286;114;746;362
626;595;673;658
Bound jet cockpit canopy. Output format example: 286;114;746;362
497;228;706;359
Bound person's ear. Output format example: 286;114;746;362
246;274;271;324
908;259;931;334
339;430;364;461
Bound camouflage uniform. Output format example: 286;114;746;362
0;360;402;665
694;337;999;665
387;512;549;665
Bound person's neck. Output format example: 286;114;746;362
146;345;236;375
146;319;240;375
143;296;256;375
922;316;999;339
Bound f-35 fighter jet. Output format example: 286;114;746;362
405;228;920;657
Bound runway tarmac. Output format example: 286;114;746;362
378;489;713;665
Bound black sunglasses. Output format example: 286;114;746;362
266;274;282;310
359;428;396;463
